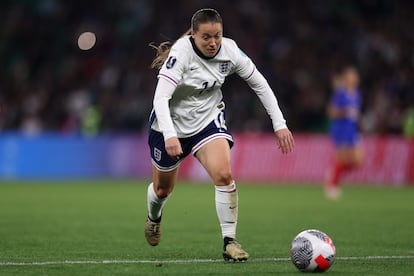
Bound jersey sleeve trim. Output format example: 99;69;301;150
243;67;256;81
158;73;178;86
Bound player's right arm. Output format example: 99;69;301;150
327;104;346;119
328;92;344;119
153;39;190;159
153;78;183;159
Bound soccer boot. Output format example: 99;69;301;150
324;185;342;200
144;217;161;246
222;237;249;261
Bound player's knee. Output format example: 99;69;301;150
354;157;363;168
155;188;170;198
153;183;173;198
214;169;233;186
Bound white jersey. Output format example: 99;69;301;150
151;35;287;139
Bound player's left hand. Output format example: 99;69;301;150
275;128;294;154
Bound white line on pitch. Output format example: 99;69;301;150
0;255;413;266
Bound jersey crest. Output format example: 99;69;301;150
219;61;231;74
154;147;162;161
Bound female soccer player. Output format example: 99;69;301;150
145;8;294;261
325;66;363;200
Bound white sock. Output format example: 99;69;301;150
215;181;238;239
147;183;169;221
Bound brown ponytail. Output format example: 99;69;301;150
150;29;191;69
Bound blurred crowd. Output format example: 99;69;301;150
0;0;413;136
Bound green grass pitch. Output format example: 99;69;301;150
0;180;413;275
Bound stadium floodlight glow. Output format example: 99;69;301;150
78;32;96;50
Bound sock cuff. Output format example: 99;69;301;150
215;181;236;193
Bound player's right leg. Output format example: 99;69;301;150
146;129;182;246
145;166;177;246
325;147;347;200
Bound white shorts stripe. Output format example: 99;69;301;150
191;133;233;155
151;159;181;172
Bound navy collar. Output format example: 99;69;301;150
189;36;221;60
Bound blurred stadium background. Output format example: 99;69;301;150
0;0;413;184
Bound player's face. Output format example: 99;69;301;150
343;68;359;89
192;22;223;57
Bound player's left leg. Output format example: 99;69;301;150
195;138;249;261
145;166;178;246
325;144;363;200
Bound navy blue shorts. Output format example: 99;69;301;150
148;111;234;172
330;124;360;147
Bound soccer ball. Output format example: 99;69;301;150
290;229;336;272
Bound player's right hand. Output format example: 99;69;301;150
165;137;183;160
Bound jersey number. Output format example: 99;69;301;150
200;81;217;94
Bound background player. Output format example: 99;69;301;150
145;8;294;261
325;66;363;200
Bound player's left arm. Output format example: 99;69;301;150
231;40;294;154
245;69;294;154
